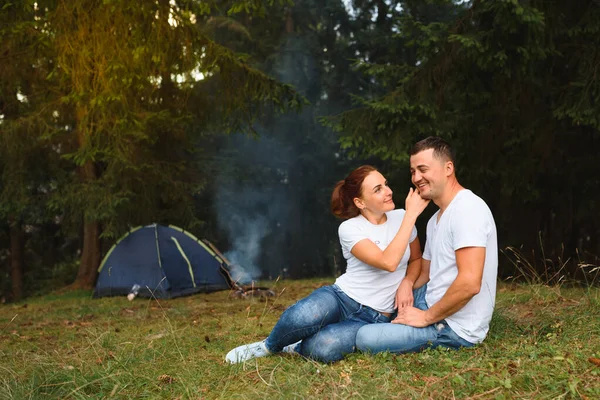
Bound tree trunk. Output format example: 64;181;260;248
286;8;294;34
71;160;101;289
9;218;24;300
159;0;175;108
73;219;101;289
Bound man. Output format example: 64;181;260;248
355;136;498;353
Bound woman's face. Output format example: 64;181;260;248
354;171;394;214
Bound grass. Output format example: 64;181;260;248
501;234;600;287
1;278;599;399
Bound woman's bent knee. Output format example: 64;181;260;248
301;332;355;363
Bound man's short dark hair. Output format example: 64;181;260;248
410;136;455;164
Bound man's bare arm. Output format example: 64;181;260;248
393;247;485;327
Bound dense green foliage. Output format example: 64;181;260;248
1;0;599;298
331;0;600;279
0;0;303;296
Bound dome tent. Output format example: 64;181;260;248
93;224;237;299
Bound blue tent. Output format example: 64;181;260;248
93;224;236;299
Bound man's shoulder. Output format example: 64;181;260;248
455;190;491;213
451;190;496;231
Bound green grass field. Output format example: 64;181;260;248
1;279;599;399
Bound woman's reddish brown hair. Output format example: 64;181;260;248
331;165;377;220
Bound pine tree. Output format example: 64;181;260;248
1;0;303;291
332;0;600;274
0;0;58;299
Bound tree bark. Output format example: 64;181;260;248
286;8;294;34
158;0;175;107
71;160;101;289
9;218;24;300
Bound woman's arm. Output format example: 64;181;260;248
413;258;430;289
351;189;429;272
404;239;423;285
395;238;423;308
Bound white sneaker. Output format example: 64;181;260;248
225;341;271;364
282;340;301;354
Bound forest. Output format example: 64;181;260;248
1;0;599;300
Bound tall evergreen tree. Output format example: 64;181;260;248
0;0;58;299
1;0;302;293
332;0;600;276
48;0;302;289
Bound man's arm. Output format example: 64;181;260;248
393;246;485;327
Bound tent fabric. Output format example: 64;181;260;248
93;224;235;299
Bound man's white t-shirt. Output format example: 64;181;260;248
423;189;498;344
335;209;418;313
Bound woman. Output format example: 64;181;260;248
225;165;430;363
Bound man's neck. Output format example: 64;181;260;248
434;179;464;215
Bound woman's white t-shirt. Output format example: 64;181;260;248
335;209;418;313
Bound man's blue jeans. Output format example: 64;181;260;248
264;284;391;363
356;284;474;354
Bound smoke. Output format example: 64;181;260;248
213;34;344;281
214;143;294;282
221;214;269;284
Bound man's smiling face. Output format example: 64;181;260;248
409;148;449;201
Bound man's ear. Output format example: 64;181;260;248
445;161;454;177
353;197;364;210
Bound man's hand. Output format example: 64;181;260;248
395;279;414;308
392;306;432;327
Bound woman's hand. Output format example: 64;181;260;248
405;187;430;219
395;279;414;308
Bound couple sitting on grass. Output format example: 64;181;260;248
226;137;498;364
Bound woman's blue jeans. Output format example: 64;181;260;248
355;284;474;354
264;284;391;363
